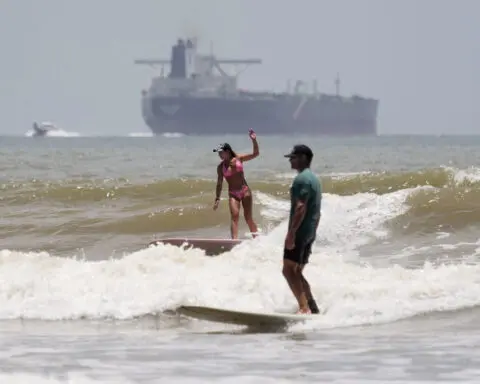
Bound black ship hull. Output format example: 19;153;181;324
141;95;379;136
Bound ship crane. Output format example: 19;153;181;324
133;59;170;65
210;57;261;78
133;59;170;78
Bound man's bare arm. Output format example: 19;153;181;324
287;200;307;237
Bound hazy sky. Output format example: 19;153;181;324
0;0;478;135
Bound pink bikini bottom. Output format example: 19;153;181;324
228;185;250;201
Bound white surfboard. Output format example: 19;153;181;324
148;237;244;255
177;305;318;327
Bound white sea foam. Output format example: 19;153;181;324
1;187;479;331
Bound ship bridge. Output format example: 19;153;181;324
134;38;261;97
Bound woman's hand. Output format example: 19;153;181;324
213;199;220;210
248;128;256;141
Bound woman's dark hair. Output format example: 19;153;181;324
213;143;237;158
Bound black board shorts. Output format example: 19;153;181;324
283;238;314;265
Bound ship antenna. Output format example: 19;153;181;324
335;72;340;96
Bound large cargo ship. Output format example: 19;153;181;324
134;38;379;135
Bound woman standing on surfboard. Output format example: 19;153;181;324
213;128;259;239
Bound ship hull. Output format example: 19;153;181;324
141;95;379;135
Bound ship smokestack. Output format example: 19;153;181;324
170;38;186;78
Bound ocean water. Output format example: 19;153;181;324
1;134;480;383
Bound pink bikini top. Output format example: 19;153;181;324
223;158;243;178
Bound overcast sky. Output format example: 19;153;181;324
0;0;478;136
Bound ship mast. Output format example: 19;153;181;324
335;72;341;96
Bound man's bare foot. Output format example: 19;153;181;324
296;307;311;314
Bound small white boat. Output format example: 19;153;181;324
32;121;60;137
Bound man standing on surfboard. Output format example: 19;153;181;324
283;144;321;315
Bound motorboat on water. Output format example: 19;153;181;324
31;121;59;137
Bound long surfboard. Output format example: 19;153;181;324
178;305;318;327
148;237;243;255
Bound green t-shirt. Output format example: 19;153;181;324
288;168;322;242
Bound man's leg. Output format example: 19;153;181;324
298;241;320;314
283;243;310;313
299;268;320;314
